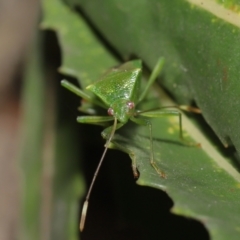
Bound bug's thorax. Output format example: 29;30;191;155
107;99;135;123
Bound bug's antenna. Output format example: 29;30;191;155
79;117;118;231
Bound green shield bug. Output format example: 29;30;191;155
61;57;200;231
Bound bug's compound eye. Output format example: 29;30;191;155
127;101;135;110
107;108;114;116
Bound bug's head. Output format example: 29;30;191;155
107;99;135;123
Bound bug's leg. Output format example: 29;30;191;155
153;105;201;114
61;80;106;108
130;117;166;178
77;116;114;127
138;109;199;147
77;115;114;126
138;57;165;103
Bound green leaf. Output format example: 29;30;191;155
72;0;240;157
42;0;240;239
110;103;240;240
41;0;117;88
19;33;45;240
19;31;83;240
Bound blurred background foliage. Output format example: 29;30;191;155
1;0;240;240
